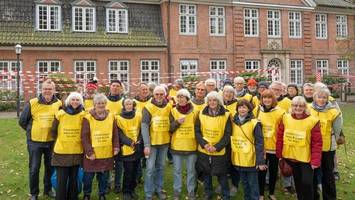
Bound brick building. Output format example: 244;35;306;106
0;0;354;99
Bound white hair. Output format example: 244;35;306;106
233;76;245;84
65;92;84;107
206;91;224;106
176;88;191;100
153;85;167;95
314;82;327;91
270;81;283;88
303;82;314;89
313;87;330;98
205;78;217;86
93;93;108;105
223;85;235;95
290;96;310;115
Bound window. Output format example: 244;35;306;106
180;60;197;78
268;10;281;37
316;60;329;76
74;61;96;83
109;60;129;90
244;8;258;36
210;60;227;88
106;8;128;33
245;60;260;71
315;14;327;39
337;60;349;75
36;4;61;31
289;11;301;38
336;15;347;38
290;60;303;85
209;6;225;36
141;60;159;83
179;4;196;35
37;61;61;93
0;61;22;91
72;7;96;32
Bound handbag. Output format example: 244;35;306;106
279;158;293;176
336;130;345;145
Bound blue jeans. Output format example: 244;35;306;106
172;154;197;194
204;174;230;200
83;171;109;196
240;171;259;200
114;156;123;188
144;146;168;198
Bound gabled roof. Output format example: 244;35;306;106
71;0;96;7
105;0;128;9
314;0;355;8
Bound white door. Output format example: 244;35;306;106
267;59;281;82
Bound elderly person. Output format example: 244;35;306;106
195;91;231;200
191;81;207;112
51;92;85;200
169;89;198;200
223;85;238;117
251;81;269;114
83;79;98;112
247;79;258;96
116;98;143;200
142;86;173;200
106;80;124;115
234;76;253;102
255;90;285;200
286;84;299;100
205;78;219;94
276;96;322;200
19;79;62;200
310;88;342;200
81;93;120;200
270;81;292;113
169;79;184;100
302;83;314;104
135;82;152;113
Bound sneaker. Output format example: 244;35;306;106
98;195;106;200
230;185;237;197
334;172;340;181
43;190;56;198
215;185;221;194
173;191;180;200
188;192;196;200
83;195;90;200
268;194;277;200
123;193;132;200
204;194;213;200
157;192;167;200
29;195;38;200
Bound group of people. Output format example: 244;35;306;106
18;76;343;200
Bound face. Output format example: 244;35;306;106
258;86;267;95
314;93;328;107
94;101;106;112
234;81;244;91
41;84;55;100
208;98;218;109
287;87;298;97
69;97;81;109
303;86;314;98
153;89;165;103
291;103;306;115
139;84;150;98
270;84;282;98
248;85;257;92
124;100;134;112
110;82;122;96
195;84;206;99
262;96;273;107
177;95;188;106
86;88;96;96
223;90;234;101
205;82;216;93
238;105;249;117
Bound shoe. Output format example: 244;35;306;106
29;195;38;200
230;185;237;197
188;192;196;200
215;185;221;194
43;190;56;198
123;193;132;200
268;194;277;200
173;191;180;200
145;197;153;200
114;185;122;193
99;195;106;200
334;172;340;181
204;195;213;200
83;195;90;200
131;191;139;200
259;196;264;200
157;192;167;200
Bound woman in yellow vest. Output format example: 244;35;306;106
223;85;238;117
116;98;143;200
234;76;253;102
81;93;120;200
255;90;284;200
169;89;198;200
51;92;85;200
276;96;322;200
195;91;231;200
230;99;266;200
310;88;342;200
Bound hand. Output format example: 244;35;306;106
204;144;211;151
209;146;217;153
177;117;185;124
144;147;151;158
257;165;268;171
131;141;136;148
113;148;120;156
311;165;319;169
87;153;95;161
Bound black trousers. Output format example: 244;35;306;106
258;153;279;195
122;159;140;194
314;151;336;200
288;160;314;200
55;166;79;200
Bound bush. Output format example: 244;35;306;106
239;72;269;82
0;101;16;112
48;74;77;100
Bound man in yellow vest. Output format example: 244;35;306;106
83;79;98;112
191;81;207;113
270;81;292;113
234;76;253;102
303;83;314;104
142;85;173;200
19;79;62;200
135;82;152;113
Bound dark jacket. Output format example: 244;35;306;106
51;105;84;167
19;95;60;147
195;105;232;175
232;112;264;171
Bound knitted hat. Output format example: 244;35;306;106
247;78;257;86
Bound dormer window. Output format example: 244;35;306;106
35;0;62;31
72;0;96;32
105;1;128;33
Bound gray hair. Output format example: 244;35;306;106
303;82;314;89
205;78;217;86
270;81;283;89
233;76;245;84
65;92;84;107
314;82;328;91
290;96;310;115
153;85;167;96
223;85;235;95
93;93;108;105
313;87;330;98
206;91;224;106
176;88;191;100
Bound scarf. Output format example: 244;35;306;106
176;103;192;114
236;89;246;97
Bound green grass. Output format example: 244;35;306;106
0;104;355;200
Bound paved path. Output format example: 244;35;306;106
0;112;17;119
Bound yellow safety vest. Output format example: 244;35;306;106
116;112;142;156
257;107;284;151
191;101;206;113
310;107;340;151
54;110;85;154
282;114;319;163
85;113;115;159
252;96;260;111
197;111;230;156
106;99;123;115
170;107;198;152
236;93;253;102
84;99;94;112
277;98;292;113
225;101;238;117
135;98;151;113
145;102;173;145
231;119;258;167
30;98;62;142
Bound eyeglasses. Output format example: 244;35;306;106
292;104;305;108
154;93;164;96
206;84;215;87
196;88;205;91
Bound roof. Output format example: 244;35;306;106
314;0;355;8
0;0;167;47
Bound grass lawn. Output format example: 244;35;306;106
0;104;354;200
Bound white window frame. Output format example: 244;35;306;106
209;6;225;36
315;13;327;39
106;8;128;33
74;60;96;84
244;8;259;37
290;60;304;85
245;60;260;71
37;60;61;94
35;4;62;31
289;11;302;38
337;59;349;76
210;60;227;88
140;60;160;84
72;6;96;32
180;60;198;78
336;15;347;38
179;4;197;35
267;10;281;38
108;60;130;90
316;60;329;76
0;61;23;91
